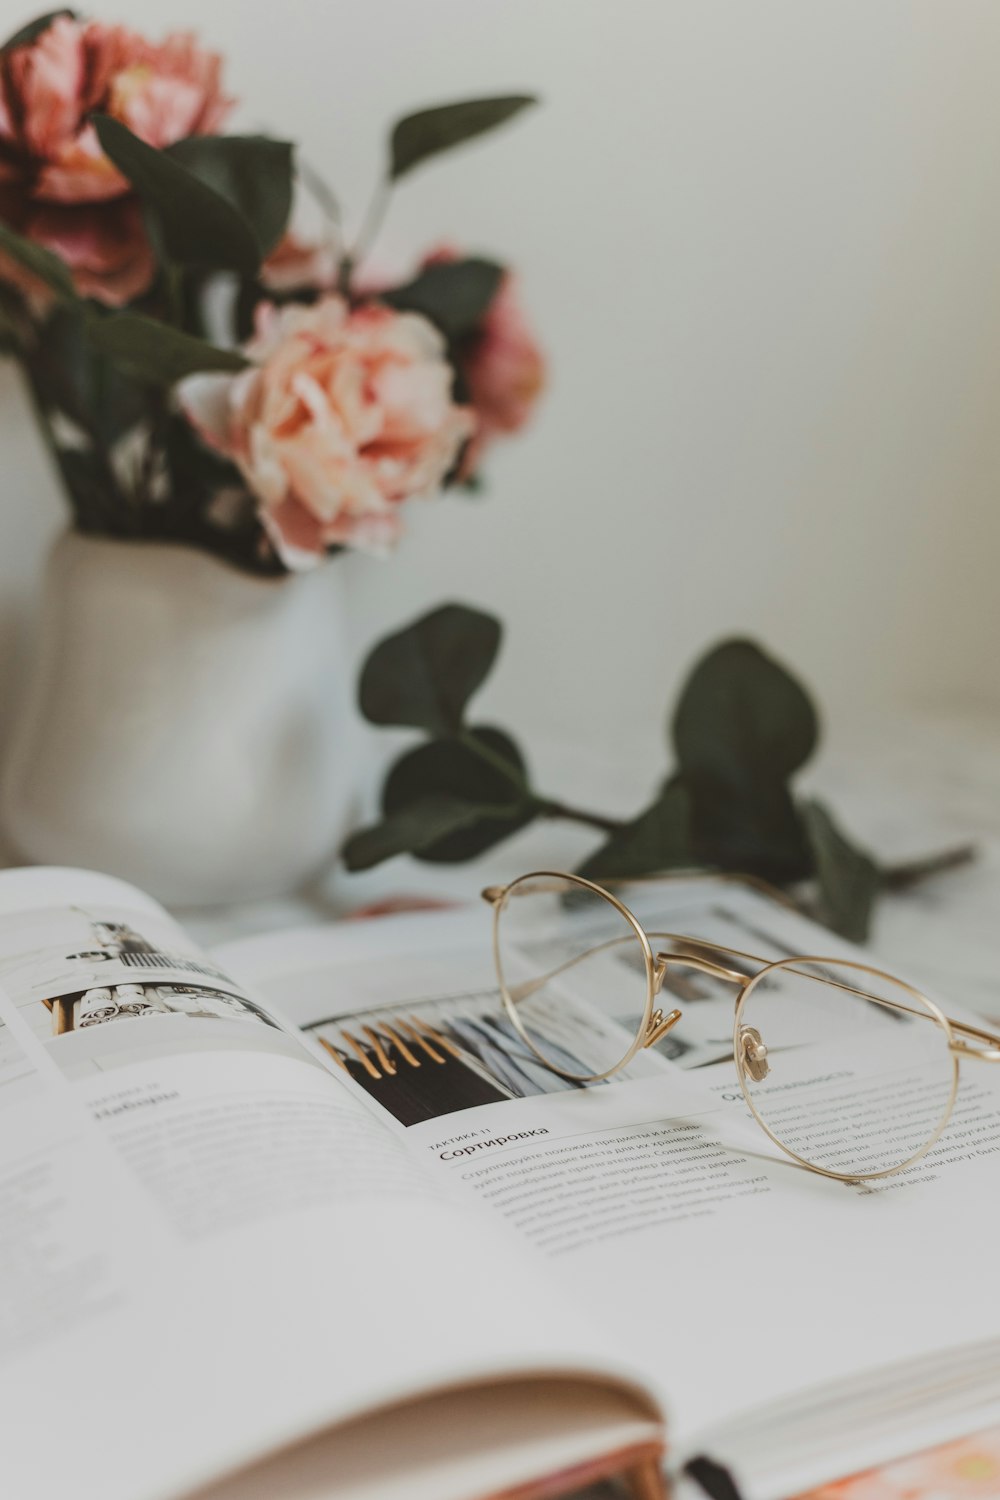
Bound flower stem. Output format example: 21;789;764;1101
536;799;626;835
456;729;624;834
457;728;530;793
881;842;977;891
350;175;393;279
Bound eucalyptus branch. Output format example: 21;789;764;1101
457;727;530;793
881;843;977;891
349;175;392;282
344;604;977;944
535;799;626;835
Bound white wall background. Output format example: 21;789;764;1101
2;0;1000;774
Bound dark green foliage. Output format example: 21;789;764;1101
346;603;887;938
802;800;881;943
93;117;263;274
1;10;74;51
86;314;249;384
359;604;502;735
0;222;76;300
167;136;294;258
390;96;537;180
343;727;533;870
381;258;504;342
576;779;693;883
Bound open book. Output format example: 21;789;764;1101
1;865;999;1500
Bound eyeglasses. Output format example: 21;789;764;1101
481;871;1000;1182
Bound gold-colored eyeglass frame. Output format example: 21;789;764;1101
482;871;1000;1183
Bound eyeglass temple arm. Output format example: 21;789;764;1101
945;1017;1000;1060
776;968;1000;1059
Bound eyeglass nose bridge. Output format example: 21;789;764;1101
653;950;748;989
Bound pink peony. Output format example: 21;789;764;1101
0;14;231;305
180;296;476;570
23;197;155;305
421;244;545;478
460;271;545;476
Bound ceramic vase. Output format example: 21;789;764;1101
0;531;357;906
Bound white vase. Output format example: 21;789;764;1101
1;531;358;906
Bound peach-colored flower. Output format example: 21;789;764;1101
180;295;475;570
419;244;545;479
0;14;230;305
260;233;339;294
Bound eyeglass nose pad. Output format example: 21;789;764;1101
739;1024;770;1082
644;1007;682;1047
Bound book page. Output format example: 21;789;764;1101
0;868;645;1500
220;881;1000;1498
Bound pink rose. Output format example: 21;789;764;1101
23;198;156;306
460;271;545;477
0;14;231;305
421;244;545;478
181;296;475;570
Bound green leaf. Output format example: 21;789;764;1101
86;314;248;385
26;303;151;443
673;639;819;792
93;115;261;273
576;779;693;883
2;10;75;52
53;445;124;533
0;220;76;300
684;773;813;886
390;95;537;180
167;136;295;258
381;727;534;863
802;799;881;943
342;796;496;872
359;603;501;735
381;258;504;342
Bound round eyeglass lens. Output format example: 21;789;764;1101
495;875;652;1082
735;959;957;1179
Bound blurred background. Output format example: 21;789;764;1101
3;0;1000;771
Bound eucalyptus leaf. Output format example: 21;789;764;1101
93;116;261;273
343;796;499;872
382;727;533;862
576;779;693;883
390;95;537;180
684;773;812;885
27;303;151;443
673;639;819;790
359;603;502;735
2;10;74;52
0;220;76;300
54;446;123;533
87;314;248;385
802;798;881;942
381;258;504;342
168;136;295;258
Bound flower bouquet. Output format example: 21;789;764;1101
0;9;544;901
0;10;544;569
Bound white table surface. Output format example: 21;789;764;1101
174;707;1000;1025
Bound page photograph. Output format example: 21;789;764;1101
0;898;314;1079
